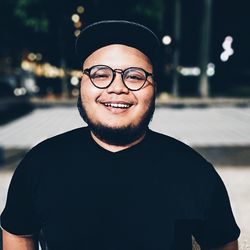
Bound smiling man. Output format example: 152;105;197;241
78;43;155;151
1;20;240;250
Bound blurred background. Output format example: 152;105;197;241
1;0;250;101
0;0;250;249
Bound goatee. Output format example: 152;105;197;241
77;94;155;146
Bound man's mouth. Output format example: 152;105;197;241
103;102;132;109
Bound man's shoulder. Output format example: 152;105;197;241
148;130;222;197
148;129;217;175
15;127;90;172
148;129;199;155
34;126;89;149
22;126;89;161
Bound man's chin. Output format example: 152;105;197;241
88;123;146;146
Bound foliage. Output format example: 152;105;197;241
10;0;165;33
0;0;165;67
129;0;164;31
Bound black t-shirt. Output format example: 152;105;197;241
1;127;240;250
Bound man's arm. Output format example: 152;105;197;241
205;240;239;250
2;229;38;250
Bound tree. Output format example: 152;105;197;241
1;0;166;95
2;0;165;65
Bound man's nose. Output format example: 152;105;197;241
106;73;129;94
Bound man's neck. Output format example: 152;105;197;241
90;131;146;152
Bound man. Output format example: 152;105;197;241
1;20;240;250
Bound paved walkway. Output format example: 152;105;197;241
0;106;250;149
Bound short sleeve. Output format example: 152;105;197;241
193;172;240;248
0;150;41;236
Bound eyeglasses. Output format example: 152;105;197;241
83;65;153;91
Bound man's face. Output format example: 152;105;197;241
78;44;155;145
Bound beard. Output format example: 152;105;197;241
77;94;155;146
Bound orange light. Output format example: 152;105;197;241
74;21;82;29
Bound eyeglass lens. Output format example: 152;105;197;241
89;66;147;90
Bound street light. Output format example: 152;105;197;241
220;36;234;62
74;30;81;37
71;14;80;23
162;35;172;45
77;6;85;14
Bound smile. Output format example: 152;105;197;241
103;102;131;109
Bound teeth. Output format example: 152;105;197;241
104;103;130;108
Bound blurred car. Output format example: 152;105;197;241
0;79;34;125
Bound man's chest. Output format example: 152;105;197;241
34;160;201;250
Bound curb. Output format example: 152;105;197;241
0;146;250;171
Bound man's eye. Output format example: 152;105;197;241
91;73;109;79
126;74;144;81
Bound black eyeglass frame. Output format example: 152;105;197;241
83;64;154;91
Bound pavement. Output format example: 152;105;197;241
0;103;249;248
1;104;250;165
0;104;250;149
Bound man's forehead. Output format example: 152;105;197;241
83;44;152;66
